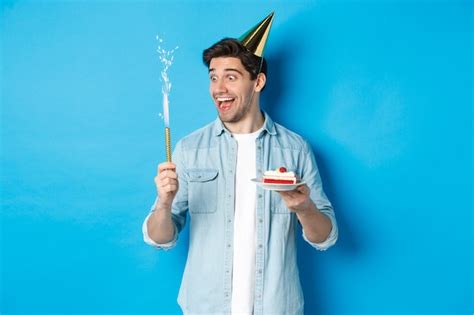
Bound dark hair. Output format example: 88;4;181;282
202;38;267;80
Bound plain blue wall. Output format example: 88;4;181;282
1;0;472;314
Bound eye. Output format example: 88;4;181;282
209;75;217;82
227;75;236;81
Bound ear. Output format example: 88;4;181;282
254;73;266;92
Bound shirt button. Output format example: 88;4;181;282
228;219;232;223
258;269;262;274
258;194;262;198
259;219;263;224
258;244;263;249
227;244;231;248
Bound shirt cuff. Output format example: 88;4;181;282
302;211;338;251
142;212;178;250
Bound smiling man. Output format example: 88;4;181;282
142;14;338;315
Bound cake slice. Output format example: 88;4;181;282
263;167;297;184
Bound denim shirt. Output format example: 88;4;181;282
143;112;338;315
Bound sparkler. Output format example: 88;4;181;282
156;36;178;162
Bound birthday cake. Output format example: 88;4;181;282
263;167;297;184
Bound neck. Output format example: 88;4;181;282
225;105;265;134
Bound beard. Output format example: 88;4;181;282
217;93;255;124
218;103;251;123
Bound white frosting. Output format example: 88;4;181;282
263;169;295;178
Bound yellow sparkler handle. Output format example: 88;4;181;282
165;127;172;162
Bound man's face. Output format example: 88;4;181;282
209;57;258;124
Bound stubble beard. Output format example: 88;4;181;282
218;105;250;123
218;92;255;124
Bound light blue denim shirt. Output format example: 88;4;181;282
143;112;338;315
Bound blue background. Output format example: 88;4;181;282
1;0;472;314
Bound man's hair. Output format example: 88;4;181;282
202;38;267;80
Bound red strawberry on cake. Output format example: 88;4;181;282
262;167;297;184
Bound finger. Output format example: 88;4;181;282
277;192;299;204
278;191;292;198
295;186;305;194
154;175;178;191
158;162;176;173
158;169;178;180
279;190;299;198
159;177;177;189
295;184;310;194
162;184;178;193
160;177;178;187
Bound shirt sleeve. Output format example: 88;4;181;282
142;203;179;250
300;140;339;251
302;211;338;251
142;140;189;250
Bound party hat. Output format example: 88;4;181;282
239;12;275;58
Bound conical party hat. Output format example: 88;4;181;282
239;12;275;58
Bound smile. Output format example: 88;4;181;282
215;96;236;110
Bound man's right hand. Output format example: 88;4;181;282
154;162;179;209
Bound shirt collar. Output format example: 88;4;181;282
212;111;277;137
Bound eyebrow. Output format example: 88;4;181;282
208;68;244;75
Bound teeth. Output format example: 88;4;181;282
217;97;234;101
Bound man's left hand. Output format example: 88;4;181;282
277;185;312;213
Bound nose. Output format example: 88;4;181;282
213;78;227;93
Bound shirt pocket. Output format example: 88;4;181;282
270;191;291;214
188;168;219;214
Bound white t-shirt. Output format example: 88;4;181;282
231;129;261;315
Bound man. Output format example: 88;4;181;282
143;14;337;315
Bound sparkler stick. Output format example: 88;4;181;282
165;127;171;162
